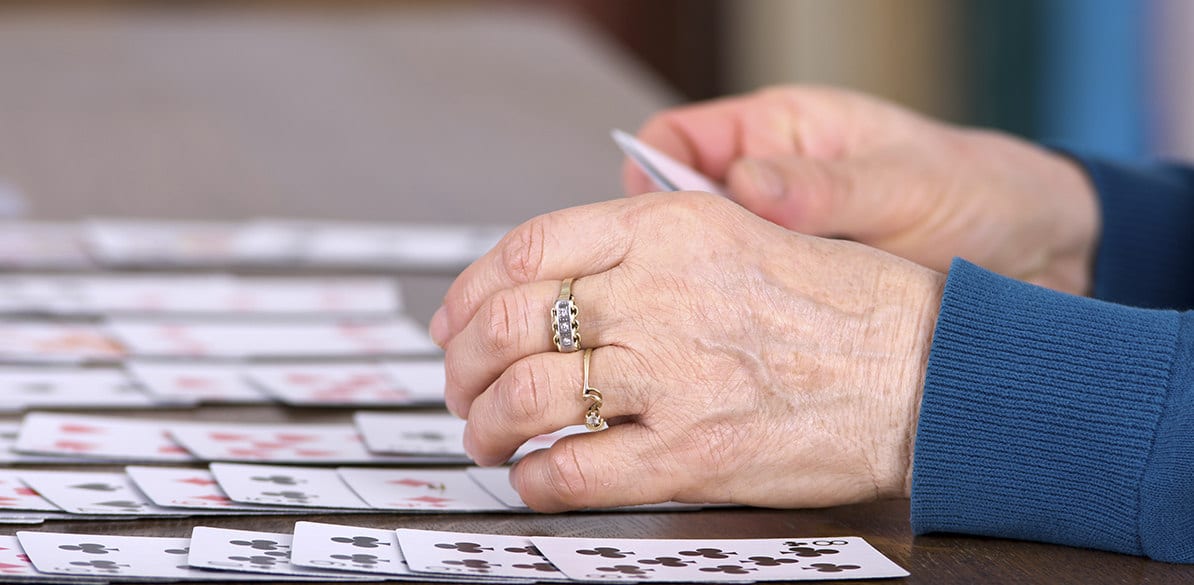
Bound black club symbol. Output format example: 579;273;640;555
59;543;117;555
699;564;756;575
596;564;651;576
786;546;840;557
804;563;861;573
230;539;285;551
230;555;281;568
402;431;445;441
262;490;311;502
512;562;560;573
577;547;633;559
679;548;735;559
443;559;497;571
251;475;303;486
503;545;544;557
163;548;189;555
69;560;128;572
435;542;492;554
331;553;383;566
744;555;799;567
638;556;693;568
332;536;387;548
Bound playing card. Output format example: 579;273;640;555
0;534;106;582
209;463;372;509
0;471;60;513
125;466;304;513
15;412;196;462
531;535;909;582
464;467;704;514
16;470;185;516
0;422;94;464
380;359;449;404
106;317;437;358
187;527;375;580
247;362;421;407
397;529;569;581
84;219;303;267
17;531;279;581
353;412;466;455
0;322;125;363
301;222;508;271
211;277;403;316
171;421;463;464
612;129;728;197
337;468;508;512
0;222;93;270
0;368;161;411
292;522;449;580
125;360;270;404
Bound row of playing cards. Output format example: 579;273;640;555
0;360;447;411
0;274;402;316
0;317;437;362
6;525;907;582
0;463;699;522
0;218;509;271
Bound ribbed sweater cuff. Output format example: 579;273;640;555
1068;155;1194;309
911;259;1179;557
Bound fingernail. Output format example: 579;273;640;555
429;306;449;346
738;159;786;200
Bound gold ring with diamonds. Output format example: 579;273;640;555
552;278;580;353
581;348;607;431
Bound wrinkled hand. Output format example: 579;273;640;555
430;192;944;512
624;85;1099;295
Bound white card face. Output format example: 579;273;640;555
0;222;93;270
397;529;569;581
0;368;159;411
0;471;61;512
0;422;89;464
215;277;403;315
612;129;728;197
106;317;437;358
187;527;372;580
531;536;910;582
124;466;297;513
247;362;418;407
17;470;182;516
353;412;466;455
170;422;457;464
84;219;303;267
17;531;278;581
15;413;195;462
303;222;509;270
210;463;372;509
124;360;269;404
291;522;420;578
380;360;447;404
0;323;125;363
336;468;507;512
0;534;80;581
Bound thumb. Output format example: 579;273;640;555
726;155;906;240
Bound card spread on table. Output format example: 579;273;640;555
0;323;125;363
171;421;461;464
124;360;270;404
16;470;184;517
84;219;303;267
352;412;466;455
530;535;909;582
336;468;508;512
125;466;298;513
14;413;195;462
186;526;372;580
0;471;61;513
0;368;159;411
247;362;424;407
209;463;373;509
397;528;569;581
611;129;728;197
289;521;501;582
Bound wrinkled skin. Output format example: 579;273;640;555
431;192;943;512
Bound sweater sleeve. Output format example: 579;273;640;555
911;258;1194;563
1069;156;1194;309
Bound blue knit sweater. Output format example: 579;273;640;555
910;158;1194;563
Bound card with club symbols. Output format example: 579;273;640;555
186;527;374;580
209;463;372;509
397;529;570;581
125;466;305;514
16;470;187;517
352;412;467;455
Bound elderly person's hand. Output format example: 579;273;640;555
624;86;1099;296
429;192;944;512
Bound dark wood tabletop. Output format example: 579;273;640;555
0;4;1190;584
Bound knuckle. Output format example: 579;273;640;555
479;290;521;355
502;359;549;423
543;442;593;505
502;216;549;284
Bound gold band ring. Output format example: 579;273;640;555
552;278;580;353
581;348;607;431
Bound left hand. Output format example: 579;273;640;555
430;192;944;512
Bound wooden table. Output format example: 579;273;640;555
0;5;1191;584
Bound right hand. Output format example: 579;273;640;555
623;85;1100;295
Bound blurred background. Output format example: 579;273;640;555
0;0;1187;222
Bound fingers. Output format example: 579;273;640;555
443;275;619;418
432;198;642;347
464;346;645;466
510;426;677;512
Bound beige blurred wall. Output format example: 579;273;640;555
1154;0;1194;160
723;0;966;122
